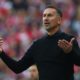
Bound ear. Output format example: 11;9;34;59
58;16;62;24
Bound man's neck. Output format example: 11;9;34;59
47;27;60;36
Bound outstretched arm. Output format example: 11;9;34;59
0;48;34;74
0;36;35;74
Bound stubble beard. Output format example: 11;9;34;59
43;25;60;36
44;25;57;32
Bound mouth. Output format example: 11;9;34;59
44;22;50;25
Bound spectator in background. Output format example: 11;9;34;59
12;0;28;10
28;65;39;80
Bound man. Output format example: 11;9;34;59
0;5;80;80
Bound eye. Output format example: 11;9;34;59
43;14;46;17
47;14;53;17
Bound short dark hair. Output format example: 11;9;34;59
45;5;62;17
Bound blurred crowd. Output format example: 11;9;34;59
0;0;80;80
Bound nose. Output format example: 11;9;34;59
43;16;48;21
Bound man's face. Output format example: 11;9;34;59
43;8;61;31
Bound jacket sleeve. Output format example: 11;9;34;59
0;42;36;74
72;39;80;66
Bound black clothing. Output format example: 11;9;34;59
0;32;80;80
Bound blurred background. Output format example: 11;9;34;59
0;0;80;80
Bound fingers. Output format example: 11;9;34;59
58;39;70;48
58;38;74;53
0;37;3;52
0;37;3;46
70;38;75;44
0;37;3;40
58;40;64;48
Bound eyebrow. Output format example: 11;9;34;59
43;13;59;18
43;13;54;15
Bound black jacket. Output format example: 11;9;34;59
0;32;80;80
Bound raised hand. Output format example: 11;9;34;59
0;37;3;52
58;38;75;53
